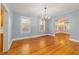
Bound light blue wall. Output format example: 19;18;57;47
12;12;49;39
3;10;8;52
48;10;79;40
2;4;13;51
12;10;79;41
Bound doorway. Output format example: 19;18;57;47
0;4;6;54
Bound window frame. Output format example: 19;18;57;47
39;19;45;32
20;16;31;33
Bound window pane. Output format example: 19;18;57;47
39;19;45;32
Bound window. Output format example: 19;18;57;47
21;16;31;33
55;17;70;32
39;19;45;32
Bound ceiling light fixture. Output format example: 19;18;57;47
41;6;51;21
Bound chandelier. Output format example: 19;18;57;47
41;6;51;21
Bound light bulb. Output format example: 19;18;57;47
48;16;51;19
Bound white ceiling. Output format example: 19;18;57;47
6;3;79;17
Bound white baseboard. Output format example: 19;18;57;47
70;38;79;42
8;40;13;49
47;34;55;36
13;34;53;41
12;34;79;42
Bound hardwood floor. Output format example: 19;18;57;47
4;33;79;55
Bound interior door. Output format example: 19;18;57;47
0;33;3;54
0;5;5;54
